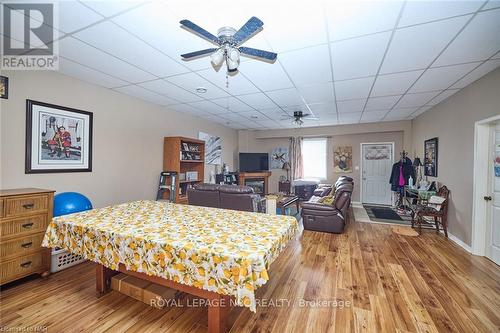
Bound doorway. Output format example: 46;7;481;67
472;115;500;265
360;143;394;206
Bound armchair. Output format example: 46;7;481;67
412;185;450;237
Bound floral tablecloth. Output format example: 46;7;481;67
42;200;298;311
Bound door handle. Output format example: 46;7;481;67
484;196;492;201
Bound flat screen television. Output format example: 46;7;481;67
239;153;269;172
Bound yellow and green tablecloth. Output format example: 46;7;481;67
42;200;298;311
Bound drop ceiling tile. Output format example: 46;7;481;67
399;1;482;27
220;112;249;123
380;15;471;74
483;1;500;10
235;93;277;109
278;45;332;86
331;32;391;80
308;102;337;115
372;70;424;97
298;83;335;105
326;1;403;41
211;97;254;112
434;8;500;66
266;88;303;107
365;95;401;111
114;85;178;106
169;104;206;116
259;2;326;52
239;61;294;92
395;91;440;108
197;69;258;95
409;62;478;93
187;101;229;115
73;22;187;78
80;0;146;17
409;105;433;118
361;110;389;122
111;2;213;71
338;112;362;124
58;1;104;33
166;72;229;99
389;107;420;117
58;57;127;89
451;59;500;88
138;79;202;103
337;98;366;113
334;77;374;100
237;111;271;121
59;37;155;83
426;89;461;106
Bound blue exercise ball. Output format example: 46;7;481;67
53;192;93;217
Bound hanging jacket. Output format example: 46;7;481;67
389;158;415;191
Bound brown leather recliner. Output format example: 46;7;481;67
301;179;354;233
187;183;261;212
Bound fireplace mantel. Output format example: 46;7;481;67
238;171;272;195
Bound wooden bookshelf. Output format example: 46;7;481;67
163;136;205;204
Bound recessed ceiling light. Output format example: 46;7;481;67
196;87;207;93
250;115;258;119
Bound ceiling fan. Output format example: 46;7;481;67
179;17;277;73
281;111;319;126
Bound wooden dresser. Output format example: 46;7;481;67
0;188;54;285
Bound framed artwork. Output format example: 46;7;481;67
0;76;8;99
333;146;352;173
25;100;93;173
199;131;221;165
424;137;438;177
270;147;289;169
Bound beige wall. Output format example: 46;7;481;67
0;70;238;208
239;121;410;201
412;67;500;246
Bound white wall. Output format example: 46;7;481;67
0;70;238;208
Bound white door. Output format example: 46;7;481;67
486;123;500;265
361;143;393;205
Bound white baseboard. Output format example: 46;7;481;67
445;232;472;253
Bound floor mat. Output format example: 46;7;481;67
362;205;412;225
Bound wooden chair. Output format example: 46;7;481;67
413;186;450;237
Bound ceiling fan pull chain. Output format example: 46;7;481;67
226;72;230;88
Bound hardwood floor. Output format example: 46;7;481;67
1;212;499;332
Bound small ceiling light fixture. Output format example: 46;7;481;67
196;87;207;93
250;115;258;119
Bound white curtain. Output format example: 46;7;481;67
289;137;303;180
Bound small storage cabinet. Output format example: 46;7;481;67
0;188;54;285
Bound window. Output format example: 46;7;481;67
302;138;327;179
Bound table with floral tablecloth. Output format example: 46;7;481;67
42;200;298;312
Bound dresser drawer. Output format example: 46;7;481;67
0;215;48;240
5;195;49;218
1;252;45;283
0;232;46;260
0;198;4;218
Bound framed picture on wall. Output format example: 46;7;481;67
424;137;438;177
25;100;93;173
0;76;8;99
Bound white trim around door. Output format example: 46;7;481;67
360;142;395;206
472;114;500;262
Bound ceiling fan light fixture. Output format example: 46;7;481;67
292;118;304;126
226;48;240;72
210;48;225;67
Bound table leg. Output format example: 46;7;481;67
208;295;230;333
96;264;118;296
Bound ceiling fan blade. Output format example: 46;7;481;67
233;16;264;45
180;19;220;45
239;47;277;62
181;48;218;59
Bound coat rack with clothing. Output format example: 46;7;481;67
389;150;415;208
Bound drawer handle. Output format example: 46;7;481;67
23;203;35;209
22;223;34;229
21;242;33;248
20;261;32;268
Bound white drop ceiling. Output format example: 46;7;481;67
12;0;500;130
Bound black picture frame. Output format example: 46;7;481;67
424;137;438;177
0;76;8;99
25;100;93;173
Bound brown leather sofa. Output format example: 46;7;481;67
300;177;354;233
187;183;261;212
